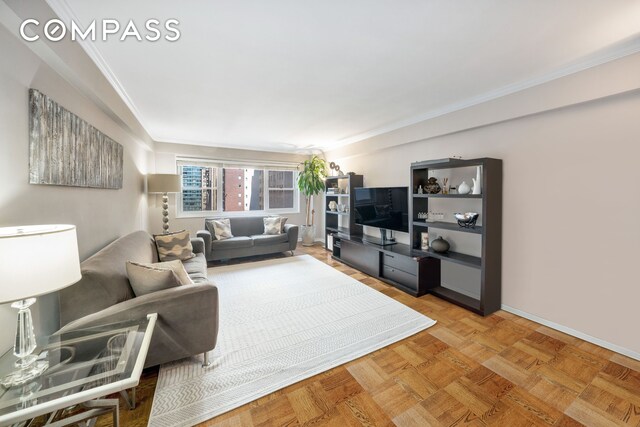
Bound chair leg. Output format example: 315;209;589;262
290;250;294;256
203;352;211;367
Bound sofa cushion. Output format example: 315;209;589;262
229;217;265;237
204;219;218;240
211;236;254;250
263;216;283;235
154;230;195;261
182;253;209;283
210;219;233;240
130;260;193;285
126;262;182;297
251;234;288;246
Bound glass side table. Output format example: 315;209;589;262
0;313;157;427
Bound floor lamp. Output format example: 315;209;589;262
0;225;81;388
147;174;181;234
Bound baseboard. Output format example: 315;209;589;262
502;304;640;361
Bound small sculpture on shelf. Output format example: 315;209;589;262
454;212;479;228
417;185;424;194
425;177;441;194
329;162;345;177
328;201;337;212
420;232;429;251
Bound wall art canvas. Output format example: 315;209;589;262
29;88;123;189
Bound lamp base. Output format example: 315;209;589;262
0;299;49;389
1;360;48;389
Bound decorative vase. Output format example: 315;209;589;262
458;181;471;195
425;177;441;194
431;236;450;253
472;166;482;195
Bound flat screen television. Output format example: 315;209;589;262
353;187;409;233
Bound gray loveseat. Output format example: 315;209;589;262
197;217;298;262
58;231;219;368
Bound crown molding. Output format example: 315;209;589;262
46;0;154;142
326;35;640;150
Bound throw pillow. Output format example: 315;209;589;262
204;219;218;240
131;260;194;285
267;215;288;233
279;216;288;232
263;216;283;235
211;219;233;240
154;230;196;262
126;261;182;297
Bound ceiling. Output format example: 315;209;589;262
48;0;640;153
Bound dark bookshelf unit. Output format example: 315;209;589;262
410;158;502;315
324;174;363;253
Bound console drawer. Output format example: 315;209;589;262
382;265;416;289
382;252;417;275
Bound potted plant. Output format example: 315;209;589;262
297;155;327;246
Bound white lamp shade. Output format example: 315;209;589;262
0;225;81;303
147;174;181;193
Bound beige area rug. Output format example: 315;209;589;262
149;254;436;427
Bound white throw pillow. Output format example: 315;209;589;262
264;217;283;235
211;218;233;240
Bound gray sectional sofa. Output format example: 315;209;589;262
197;217;298;261
58;231;219;368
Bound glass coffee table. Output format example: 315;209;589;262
0;313;156;427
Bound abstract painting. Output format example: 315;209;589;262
29;88;123;189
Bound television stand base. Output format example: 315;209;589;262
362;236;397;246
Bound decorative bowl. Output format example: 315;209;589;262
454;212;479;228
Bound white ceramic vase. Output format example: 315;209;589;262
458;181;471;194
472;166;482;195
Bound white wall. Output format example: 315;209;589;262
326;54;640;356
149;142;310;236
0;24;151;351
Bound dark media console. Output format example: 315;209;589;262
330;233;439;297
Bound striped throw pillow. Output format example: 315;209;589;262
154;230;196;262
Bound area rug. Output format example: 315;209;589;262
148;254;436;427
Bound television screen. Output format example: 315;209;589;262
353;187;409;233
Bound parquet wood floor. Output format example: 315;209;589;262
93;244;640;426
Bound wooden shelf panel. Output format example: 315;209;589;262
412;193;482;199
325;193;350;197
412;221;482;235
412;248;481;269
327;211;349;216
429;286;482;314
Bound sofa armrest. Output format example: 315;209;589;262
191;237;205;254
285;224;299;250
197;230;212;256
58;282;219;367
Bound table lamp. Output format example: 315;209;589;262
0;225;81;387
147;174;181;234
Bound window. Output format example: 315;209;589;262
177;160;299;216
267;170;295;210
180;164;217;212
